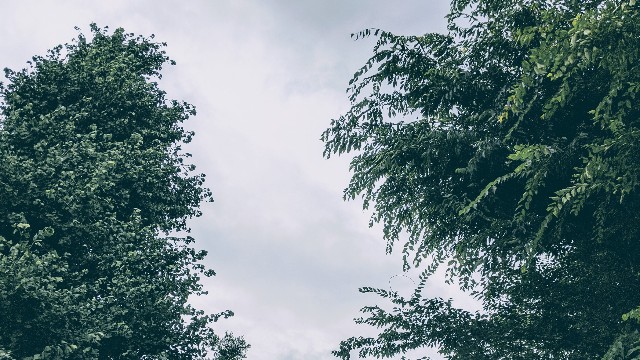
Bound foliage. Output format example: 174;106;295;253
210;333;251;360
602;331;640;360
323;0;640;358
0;24;248;359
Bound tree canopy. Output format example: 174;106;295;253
323;0;640;358
0;24;248;359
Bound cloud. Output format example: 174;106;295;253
0;1;463;359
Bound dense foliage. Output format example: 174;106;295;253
0;25;248;359
323;0;640;358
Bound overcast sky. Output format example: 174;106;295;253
1;2;478;359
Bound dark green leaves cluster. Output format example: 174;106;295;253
324;1;640;358
0;25;248;359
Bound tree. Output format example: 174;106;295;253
210;333;251;360
323;0;640;358
0;25;248;359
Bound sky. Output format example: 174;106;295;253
1;1;478;359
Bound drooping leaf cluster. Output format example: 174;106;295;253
323;0;640;358
0;24;248;359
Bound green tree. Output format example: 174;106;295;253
323;0;640;358
0;25;248;359
210;333;251;360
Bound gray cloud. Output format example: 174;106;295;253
1;2;465;359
